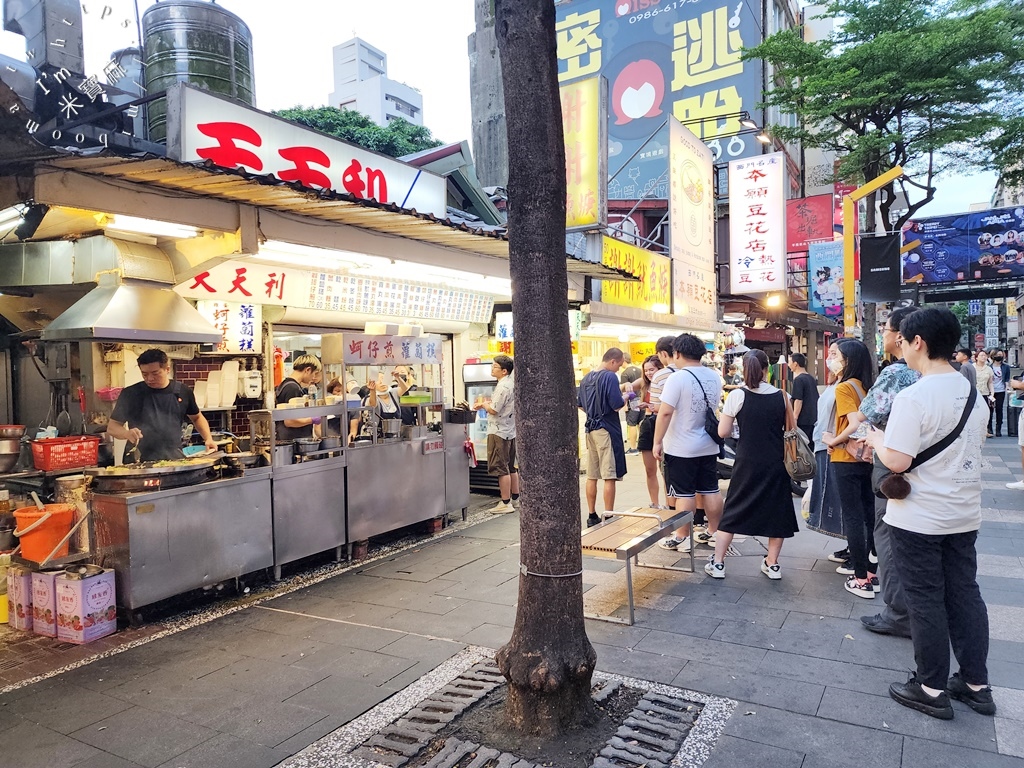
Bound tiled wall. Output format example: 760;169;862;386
173;356;266;441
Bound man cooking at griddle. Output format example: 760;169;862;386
106;349;217;462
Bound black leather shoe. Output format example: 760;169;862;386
889;676;954;720
586;514;602;528
861;614;912;638
947;672;997;715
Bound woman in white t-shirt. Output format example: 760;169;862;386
704;349;800;581
864;307;993;721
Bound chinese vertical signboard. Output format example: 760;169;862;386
728;152;786;294
195;301;262;353
555;0;764;201
560;77;607;230
176;260;494;324
167;85;447;217
598;236;672;312
807;241;844;317
668;116;717;330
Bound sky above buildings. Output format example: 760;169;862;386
0;0;997;215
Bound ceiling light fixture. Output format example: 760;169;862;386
106;215;199;240
0;206;25;231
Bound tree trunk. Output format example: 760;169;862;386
493;0;597;736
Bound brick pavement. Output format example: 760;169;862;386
0;438;1023;767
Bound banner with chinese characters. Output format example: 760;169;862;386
560;77;607;230
728;153;787;294
492;310;584;354
669;117;717;330
786;194;833;252
808;241;844;317
175;260;494;324
598;237;671;312
195;301;262;354
342;335;442;365
167;84;446;217
556;0;764;202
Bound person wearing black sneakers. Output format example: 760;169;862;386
847;307;921;637
863;307;994;720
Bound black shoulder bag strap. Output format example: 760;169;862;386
686;369;725;446
907;386;977;471
685;369;713;410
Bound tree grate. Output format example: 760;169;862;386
352;662;701;768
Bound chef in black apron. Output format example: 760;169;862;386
107;349;217;462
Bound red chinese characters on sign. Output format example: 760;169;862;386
195;121;390;203
265;272;286;301
785;194;833;252
189;271;216;293
228;268;252;297
196;122;263;169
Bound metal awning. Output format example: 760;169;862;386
39;154;633;280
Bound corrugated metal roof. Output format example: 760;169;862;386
42;153;634;279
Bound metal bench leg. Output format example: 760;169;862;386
625;556;635;626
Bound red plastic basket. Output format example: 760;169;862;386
31;436;101;471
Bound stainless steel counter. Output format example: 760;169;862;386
346;438;446;541
442;423;471;519
271;453;346;578
90;471;273;611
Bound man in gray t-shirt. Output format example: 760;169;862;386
955;349;977;389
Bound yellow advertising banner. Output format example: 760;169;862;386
629;342;657;362
560;77;605;230
601;236;672;312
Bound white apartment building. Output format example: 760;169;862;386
327;37;423;127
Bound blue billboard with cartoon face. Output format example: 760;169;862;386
901;206;1024;284
556;0;764;200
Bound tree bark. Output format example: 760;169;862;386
493;0;597;736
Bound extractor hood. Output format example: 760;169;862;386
41;271;222;344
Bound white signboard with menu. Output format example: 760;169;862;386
728;153;787;294
175;260;493;324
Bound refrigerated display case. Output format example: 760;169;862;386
463;363;497;491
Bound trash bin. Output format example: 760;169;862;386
1009;406;1020;438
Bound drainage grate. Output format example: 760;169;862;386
351;663;700;768
0;658;24;671
353;662;504;767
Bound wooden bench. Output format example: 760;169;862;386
581;506;695;625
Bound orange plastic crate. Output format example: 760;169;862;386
31;436;100;471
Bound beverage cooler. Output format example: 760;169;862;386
463;363;497;491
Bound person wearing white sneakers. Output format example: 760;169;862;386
705;350;799;580
484;355;520;514
652;334;724;554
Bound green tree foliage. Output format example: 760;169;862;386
272;106;443;158
747;0;1024;226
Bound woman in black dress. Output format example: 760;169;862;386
705;349;800;580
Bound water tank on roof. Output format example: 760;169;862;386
142;0;255;143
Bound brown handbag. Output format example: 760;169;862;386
783;392;815;481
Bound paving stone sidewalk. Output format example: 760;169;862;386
2;438;1024;767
